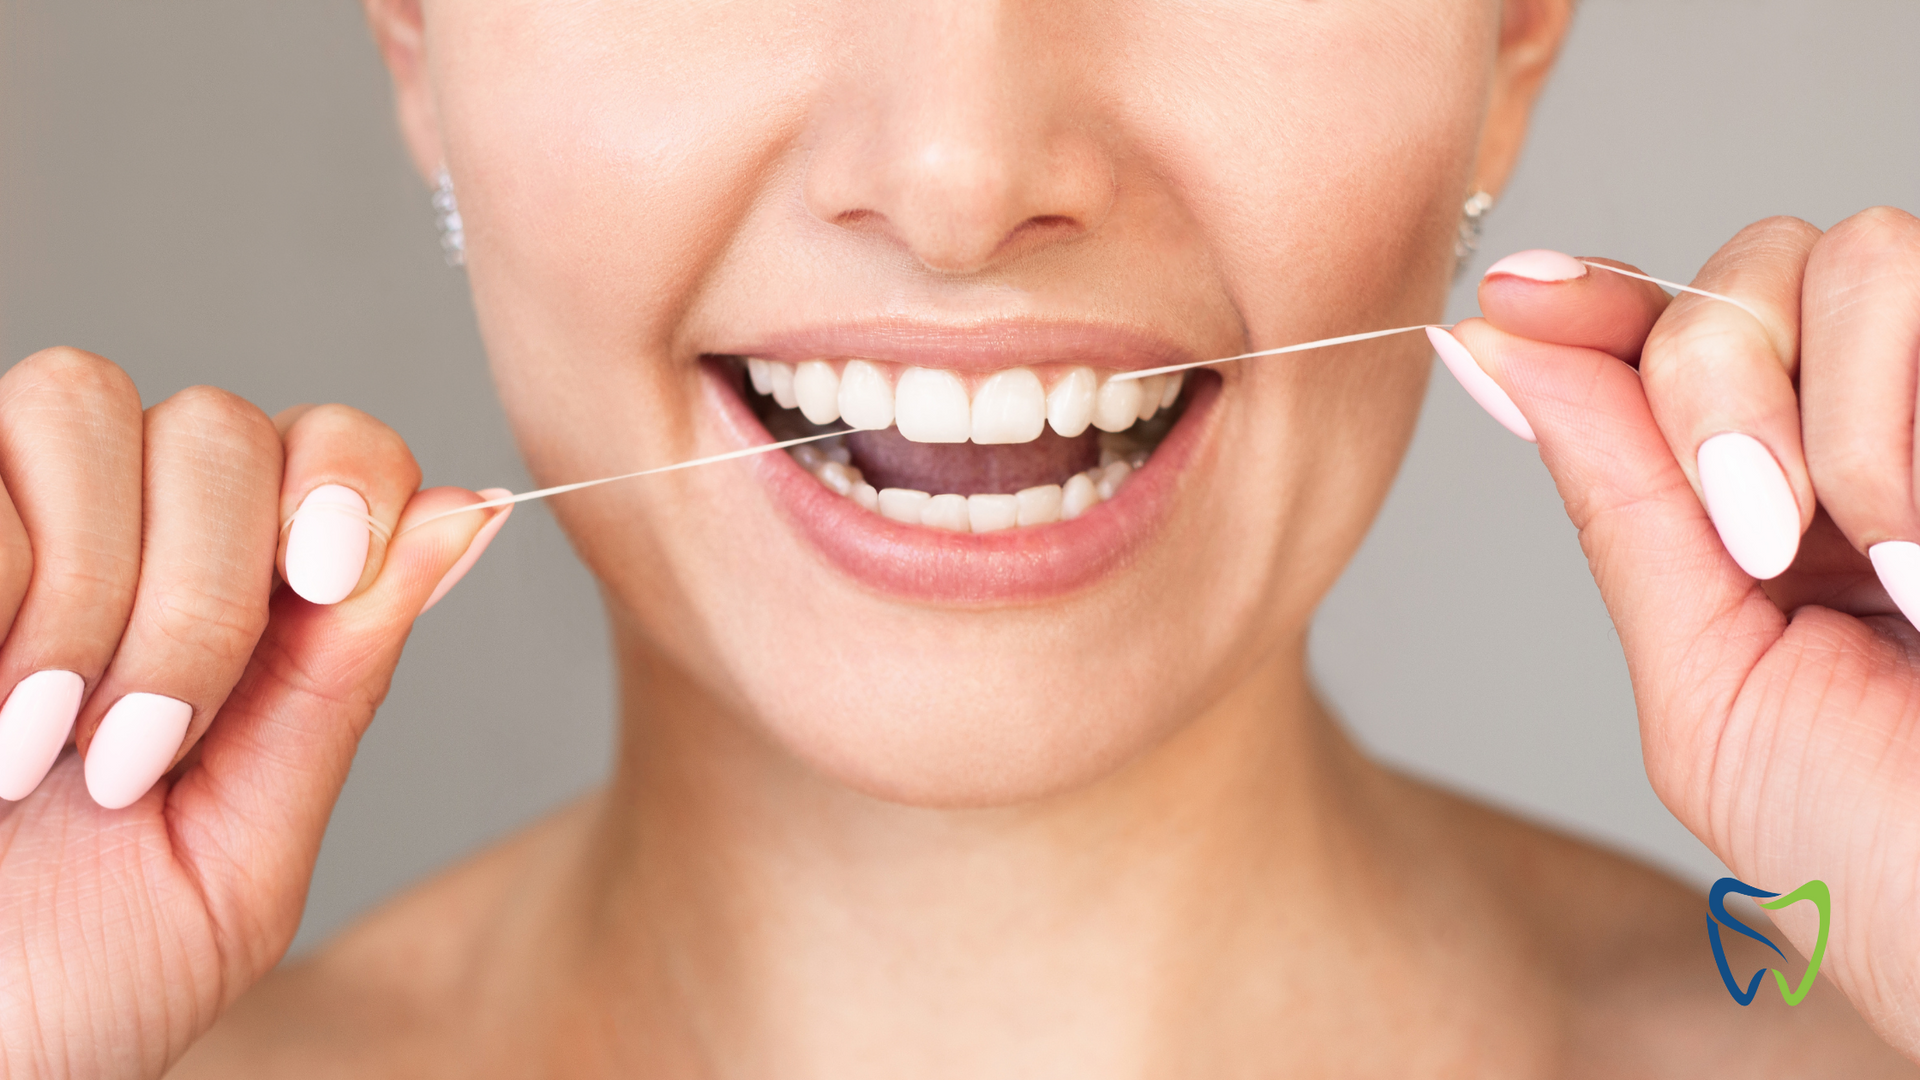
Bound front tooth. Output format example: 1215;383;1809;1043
1135;375;1165;421
769;362;799;409
838;359;894;430
1092;377;1143;432
967;493;1019;533
1047;367;1096;437
1015;484;1063;526
747;357;774;396
894;368;971;443
1095;460;1132;500
922;493;971;532
878;488;930;524
794;361;841;424
1160;371;1184;409
1060;473;1099;519
971;368;1046;444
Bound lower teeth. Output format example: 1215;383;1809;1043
789;432;1149;533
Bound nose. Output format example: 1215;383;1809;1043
803;2;1116;275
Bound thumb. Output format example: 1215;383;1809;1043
1446;320;1789;773
161;485;505;981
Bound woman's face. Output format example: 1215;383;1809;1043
392;0;1537;804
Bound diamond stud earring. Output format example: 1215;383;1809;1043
1454;190;1495;271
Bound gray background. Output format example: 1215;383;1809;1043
1;1;1915;954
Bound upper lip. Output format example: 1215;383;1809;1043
706;317;1200;375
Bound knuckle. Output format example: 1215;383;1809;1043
1821;207;1920;269
291;402;421;485
0;347;139;413
150;385;281;461
1642;316;1763;390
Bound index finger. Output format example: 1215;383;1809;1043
1479;250;1673;361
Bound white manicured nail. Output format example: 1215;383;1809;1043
1870;541;1920;629
1696;432;1800;580
1427;326;1535;442
286;484;372;605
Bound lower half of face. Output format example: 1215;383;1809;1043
443;0;1492;804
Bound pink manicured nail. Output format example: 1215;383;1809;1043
0;670;85;801
1696;432;1800;580
1870;542;1920;628
1483;249;1588;283
85;692;193;810
420;489;514;613
1427;326;1536;442
286;484;372;605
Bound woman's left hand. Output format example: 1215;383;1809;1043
1451;208;1920;1057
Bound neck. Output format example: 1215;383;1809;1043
546;626;1403;1077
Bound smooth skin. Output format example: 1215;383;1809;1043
2;0;1918;1077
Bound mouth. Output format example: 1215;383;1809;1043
742;356;1190;531
701;324;1220;602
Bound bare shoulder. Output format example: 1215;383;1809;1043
1386;774;1917;1078
168;794;602;1080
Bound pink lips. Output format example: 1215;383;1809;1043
699;346;1219;605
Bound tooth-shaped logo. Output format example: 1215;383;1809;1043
1707;877;1830;1006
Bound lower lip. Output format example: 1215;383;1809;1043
701;360;1220;605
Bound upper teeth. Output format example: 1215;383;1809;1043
746;358;1182;442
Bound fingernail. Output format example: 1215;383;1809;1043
1696;432;1800;580
420;489;514;613
1427;326;1536;442
1483;249;1588;283
85;692;193;810
287;484;373;605
1869;542;1920;628
0;670;85;801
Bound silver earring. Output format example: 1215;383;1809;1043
432;166;465;267
1454;190;1495;268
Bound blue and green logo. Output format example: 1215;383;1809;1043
1708;877;1829;1006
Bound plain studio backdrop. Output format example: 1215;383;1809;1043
2;1;1917;954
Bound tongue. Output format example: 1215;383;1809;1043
848;428;1100;495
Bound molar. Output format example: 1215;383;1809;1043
894;368;971;443
971;368;1046;444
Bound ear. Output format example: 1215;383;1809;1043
1472;0;1578;197
363;0;442;180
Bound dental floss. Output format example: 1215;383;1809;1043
395;429;852;536
1579;261;1765;323
388;268;1757;533
1109;325;1445;382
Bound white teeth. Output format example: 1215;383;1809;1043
971;368;1047;444
1091;376;1143;433
1060;473;1099;520
878;488;931;524
1046;367;1096;438
794;361;841;424
768;362;798;410
922;493;971;532
798;456;1129;530
967;493;1019;533
1160;372;1184;409
894;368;972;443
752;360;1182;443
1134;375;1165;421
747;357;775;396
816;460;859;496
838;360;894;430
1015;484;1062;526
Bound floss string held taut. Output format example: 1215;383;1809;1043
382;262;1751;535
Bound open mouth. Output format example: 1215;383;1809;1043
731;357;1190;533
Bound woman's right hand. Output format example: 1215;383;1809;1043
0;347;506;1078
